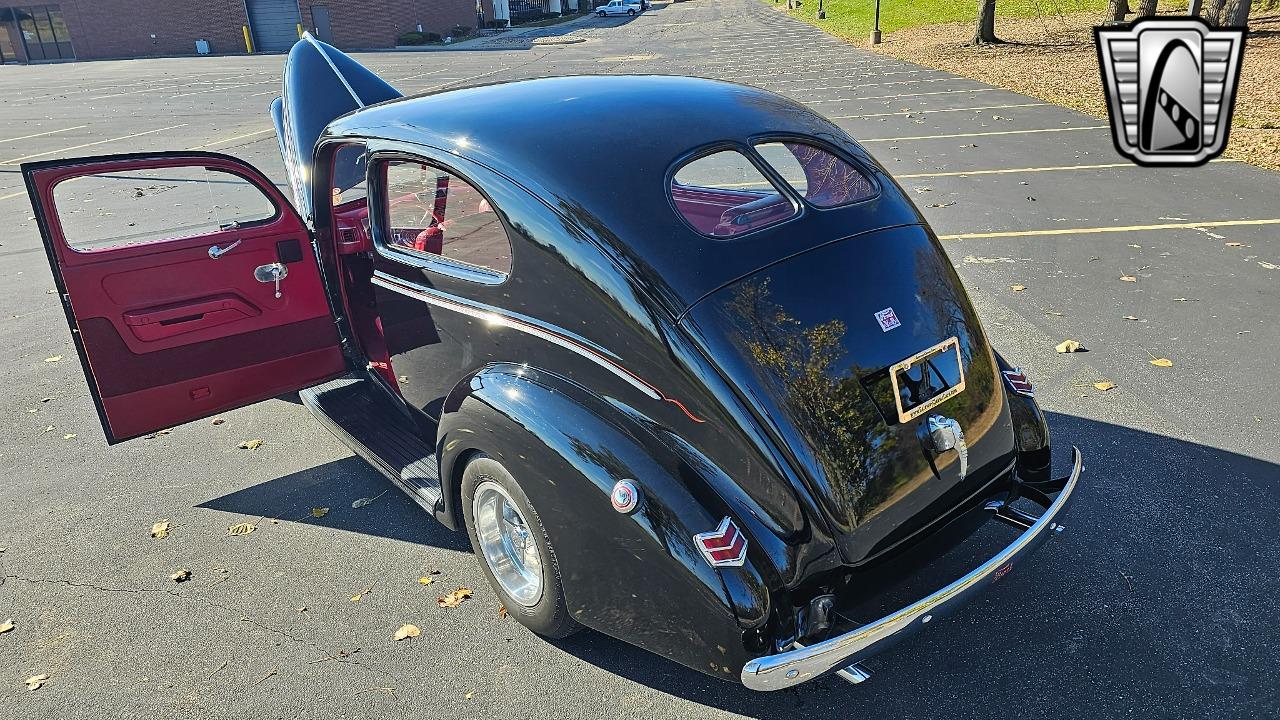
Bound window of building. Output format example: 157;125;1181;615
670;149;796;238
3;5;73;61
381;159;512;277
754;141;876;208
53;166;277;252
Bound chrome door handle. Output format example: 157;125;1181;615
208;240;242;258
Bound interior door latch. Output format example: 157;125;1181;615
208;239;242;258
254;262;288;298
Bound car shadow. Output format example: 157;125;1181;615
197;411;1280;717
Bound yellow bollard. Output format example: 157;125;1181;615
242;25;254;53
297;23;304;39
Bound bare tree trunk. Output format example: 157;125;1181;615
1136;0;1158;16
1107;0;1128;21
973;0;999;44
1221;0;1253;24
1203;0;1226;23
1189;0;1204;16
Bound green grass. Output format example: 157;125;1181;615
769;0;1111;38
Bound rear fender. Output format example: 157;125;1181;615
435;363;773;678
994;351;1051;483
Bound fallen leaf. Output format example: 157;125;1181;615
1055;340;1082;354
351;489;388;509
297;606;308;613
397;375;410;384
24;673;48;691
40;397;52;403
0;618;13;634
1010;284;1026;292
211;418;225;425
393;624;421;641
418;576;435;586
1122;315;1140;321
926;201;956;208
437;587;474;608
1128;244;1142;249
170;568;191;583
150;520;171;539
1093;381;1117;391
43;425;54;433
351;585;373;602
43;355;62;363
498;605;508;619
1150;358;1173;367
1173;297;1199;302
227;522;256;536
311;507;329;518
1119;275;1137;282
1225;242;1247;248
465;691;475;700
238;439;263;450
913;186;932;193
62;433;76;440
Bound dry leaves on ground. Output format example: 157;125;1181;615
418;576;434;586
0;619;14;634
1094;381;1117;391
351;489;389;509
1010;284;1026;292
170;569;191;583
43;356;61;363
227;522;256;536
1120;275;1138;283
1150;358;1174;367
1055;340;1082;353
437;587;473;608
24;674;49;691
150;520;171;539
351;585;373;602
211;418;225;425
393;624;421;641
238;439;264;450
498;605;508;619
311;507;329;518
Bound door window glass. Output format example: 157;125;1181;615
52;166;277;252
382;159;512;276
330;144;367;207
671;149;795;238
754;141;875;208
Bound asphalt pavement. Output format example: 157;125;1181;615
0;1;1277;717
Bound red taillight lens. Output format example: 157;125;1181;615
1002;368;1035;397
694;517;748;567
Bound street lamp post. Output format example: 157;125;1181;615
870;0;882;44
816;0;824;19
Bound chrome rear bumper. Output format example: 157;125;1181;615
741;447;1084;691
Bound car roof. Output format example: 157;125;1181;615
323;75;921;313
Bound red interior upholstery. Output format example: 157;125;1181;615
670;184;792;237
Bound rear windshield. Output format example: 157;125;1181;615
754;141;876;208
670;149;796;238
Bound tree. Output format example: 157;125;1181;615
1221;0;1252;24
1189;0;1204;16
1136;0;1158;16
1107;0;1128;21
1203;0;1226;23
973;0;999;45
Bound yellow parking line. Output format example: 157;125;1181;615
0;124;188;165
861;125;1108;142
831;104;1045;120
938;218;1280;240
0;189;28;201
188;128;275;150
898;158;1242;178
804;88;995;103
0;125;89;144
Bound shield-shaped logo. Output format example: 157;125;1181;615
1096;17;1246;166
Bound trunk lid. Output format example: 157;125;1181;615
679;224;1016;565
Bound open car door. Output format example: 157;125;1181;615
24;151;349;443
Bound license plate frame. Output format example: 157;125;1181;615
889;336;966;423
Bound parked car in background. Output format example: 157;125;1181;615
22;37;1082;691
598;0;642;16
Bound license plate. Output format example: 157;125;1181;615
888;336;966;423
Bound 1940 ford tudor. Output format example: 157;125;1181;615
23;37;1082;690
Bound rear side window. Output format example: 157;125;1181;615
754;141;875;208
382;159;512;277
671;150;796;238
52;166;276;252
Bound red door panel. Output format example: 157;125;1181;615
24;151;348;443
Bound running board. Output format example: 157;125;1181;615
300;374;443;514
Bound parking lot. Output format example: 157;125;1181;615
1;1;1277;717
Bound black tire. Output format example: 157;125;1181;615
628;8;636;14
598;10;606;16
461;455;580;639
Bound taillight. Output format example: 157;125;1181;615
694;517;748;567
1002;368;1035;397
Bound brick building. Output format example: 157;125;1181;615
0;1;485;63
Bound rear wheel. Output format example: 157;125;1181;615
628;8;636;14
461;455;579;638
598;10;607;16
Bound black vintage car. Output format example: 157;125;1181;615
24;37;1081;690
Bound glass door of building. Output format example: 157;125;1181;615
2;5;73;62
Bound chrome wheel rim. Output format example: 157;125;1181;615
472;480;544;607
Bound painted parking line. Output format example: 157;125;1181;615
169;80;276;99
785;78;954;95
0;124;188;165
938;218;1280;241
768;70;944;90
896;158;1242;179
831;103;1046;119
188;128;276;150
801;88;998;104
0;125;89;144
0;189;28;202
859;125;1108;143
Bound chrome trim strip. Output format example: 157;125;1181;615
741;446;1084;691
370;273;662;400
303;33;364;107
